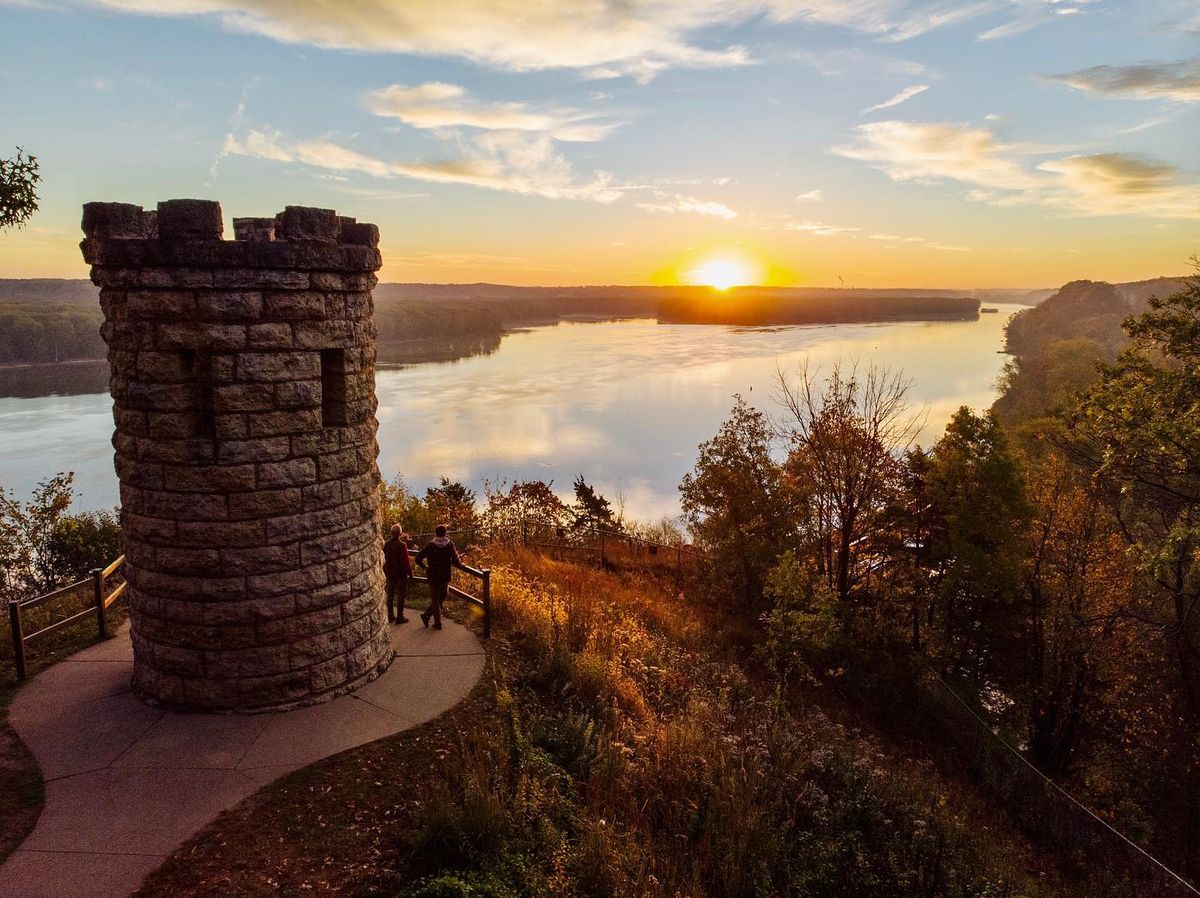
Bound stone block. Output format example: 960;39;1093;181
278;205;339;242
125;382;195;412
292;320;354;349
236;351;320;383
157;322;247;351
176;518;266;548
127;290;194;319
291;429;340;457
273;379;321;409
307;656;350;692
262;292;328;321
339;221;380;248
257;605;343;644
164;463;257;493
237;670;311;709
155;547;222;575
301;521;377;566
157;199;223;240
82;201;149;239
264;501;357;544
228;486;302;520
219;544;300;575
300;480;344;511
248;409;323;438
152;643;207;677
213;414;249;441
196;291;263;320
295;582;351;612
146;412;198;439
217;436;292;465
327;546;379;584
318;446;371;481
246;562;328;598
213;383;275;413
233;217;276;242
257;457;318;488
247;323;295;349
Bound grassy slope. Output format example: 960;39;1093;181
135;550;1074;898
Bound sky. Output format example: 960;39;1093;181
0;0;1197;288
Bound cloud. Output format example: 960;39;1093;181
795;189;824;202
869;232;970;250
832;119;1200;218
73;0;1063;78
977;0;1099;41
833;120;1038;191
782;219;860;236
222;128;623;203
636;193;738;219
368;82;624;142
863;83;929;113
1036;153;1200;216
1044;58;1200;103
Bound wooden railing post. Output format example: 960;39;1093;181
92;567;107;639
482;568;491;639
9;601;26;681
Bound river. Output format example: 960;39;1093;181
0;306;1020;520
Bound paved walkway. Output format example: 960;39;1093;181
0;617;485;898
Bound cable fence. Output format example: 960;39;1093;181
925;671;1199;897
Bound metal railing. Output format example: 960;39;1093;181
8;554;127;681
408;548;491;639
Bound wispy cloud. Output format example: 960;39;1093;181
222;128;623;203
863;83;929;113
977;0;1099;41
869;232;970;250
833;118;1200;218
368;82;625;142
795;189;824;202
636;193;738;219
782;219;860;236
1044;58;1200;103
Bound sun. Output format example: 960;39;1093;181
686;257;754;290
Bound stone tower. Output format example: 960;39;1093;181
80;199;393;711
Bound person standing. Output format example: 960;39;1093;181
415;525;462;630
382;523;413;624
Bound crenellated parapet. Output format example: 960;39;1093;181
81;198;392;711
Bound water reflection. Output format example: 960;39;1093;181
0;309;1019;519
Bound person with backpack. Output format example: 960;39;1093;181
414;525;463;630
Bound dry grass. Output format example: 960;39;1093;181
131;549;1079;898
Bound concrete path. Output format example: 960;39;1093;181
0;617;485;898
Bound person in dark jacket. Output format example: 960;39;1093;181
382;524;413;624
414;525;462;630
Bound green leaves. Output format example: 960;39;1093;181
0;147;40;231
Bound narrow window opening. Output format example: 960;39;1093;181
321;348;348;427
181;350;215;439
